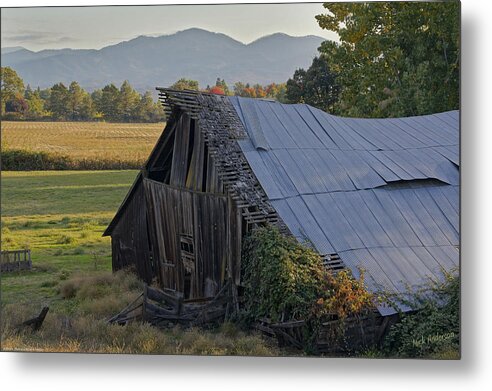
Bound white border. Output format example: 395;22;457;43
1;0;491;390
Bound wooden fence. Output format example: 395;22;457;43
0;249;32;272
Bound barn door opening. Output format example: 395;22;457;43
179;234;195;299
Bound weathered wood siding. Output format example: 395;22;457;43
111;184;155;283
144;178;241;299
109;107;246;297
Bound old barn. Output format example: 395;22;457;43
103;89;459;318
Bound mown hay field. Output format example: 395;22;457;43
1;121;164;162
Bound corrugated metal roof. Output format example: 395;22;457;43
229;96;459;315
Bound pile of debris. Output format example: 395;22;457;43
108;282;233;328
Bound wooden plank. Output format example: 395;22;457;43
145;285;180;307
185;121;205;191
170;114;192;187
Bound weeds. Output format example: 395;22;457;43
1;269;278;356
381;270;460;358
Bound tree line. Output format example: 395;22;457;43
0;69;290;122
0;69;165;122
1;2;459;121
169;77;288;102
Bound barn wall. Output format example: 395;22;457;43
149;112;223;193
143;178;241;298
111;184;155;283
109;109;244;297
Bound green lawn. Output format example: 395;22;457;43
1;170;138;307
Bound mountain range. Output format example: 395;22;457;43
1;28;325;92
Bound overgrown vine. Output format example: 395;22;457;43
241;225;375;351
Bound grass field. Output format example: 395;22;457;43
1;170;139;306
1;121;163;162
0;170;279;355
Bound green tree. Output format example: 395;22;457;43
24;84;33;99
79;94;94;120
286;68;306;104
90;89;103;118
47;83;70;120
1;67;25;115
39;87;51;101
316;2;460;117
118;80;140;121
134;91;165;122
286;56;340;113
25;88;45;119
98;84;120;121
67;81;92;120
170;78;199;91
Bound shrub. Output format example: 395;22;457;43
241;226;375;350
381;270;460;358
1;149;144;170
1;149;72;170
242;226;327;323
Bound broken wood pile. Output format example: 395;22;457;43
108;281;232;328
255;312;397;354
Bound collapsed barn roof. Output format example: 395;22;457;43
228;96;459;315
105;89;459;316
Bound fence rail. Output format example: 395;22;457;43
0;249;32;272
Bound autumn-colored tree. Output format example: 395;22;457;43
208;85;225;95
233;81;287;101
5;93;28;115
233;82;248;97
234;82;256;98
214;78;230;95
316;2;459;117
252;84;266;98
265;83;287;102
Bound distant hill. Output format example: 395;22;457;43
1;28;325;92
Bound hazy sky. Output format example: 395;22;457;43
1;2;338;51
